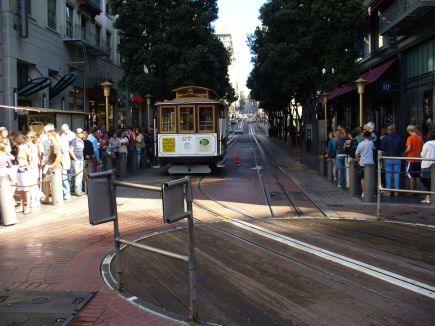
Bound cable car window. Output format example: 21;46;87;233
179;106;195;132
161;107;176;133
198;106;215;132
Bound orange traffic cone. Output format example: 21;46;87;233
234;150;241;164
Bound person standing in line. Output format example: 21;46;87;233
326;131;337;181
355;131;375;198
41;128;62;204
420;130;435;204
13;133;32;214
380;125;405;197
70;128;85;196
109;132;120;158
127;127;137;171
0;127;13;158
26;131;42;208
135;127;145;167
87;127;100;162
99;129;109;170
335;128;348;188
405;125;424;194
145;126;154;166
59;124;75;200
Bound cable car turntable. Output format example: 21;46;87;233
156;86;229;174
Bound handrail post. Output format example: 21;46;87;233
186;176;198;321
111;173;123;291
377;151;383;221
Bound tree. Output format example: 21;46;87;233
110;0;235;102
248;0;363;135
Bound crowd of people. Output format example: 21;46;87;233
325;122;435;204
0;124;155;216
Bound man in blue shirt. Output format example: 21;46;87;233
87;127;99;161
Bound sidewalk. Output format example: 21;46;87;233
0;169;179;325
255;127;435;225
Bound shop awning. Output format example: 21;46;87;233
0;104;90;116
362;59;396;86
132;95;145;103
325;58;396;101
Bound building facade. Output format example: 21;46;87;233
0;0;134;132
322;0;435;141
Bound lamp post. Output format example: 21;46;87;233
321;92;329;139
145;94;153;128
355;78;366;127
101;81;113;131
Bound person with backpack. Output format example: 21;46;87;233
326;131;337;181
380;125;405;197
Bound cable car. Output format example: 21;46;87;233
156;86;229;174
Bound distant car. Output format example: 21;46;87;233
234;127;244;135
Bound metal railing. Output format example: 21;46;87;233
377;154;435;220
61;25;111;56
86;172;198;321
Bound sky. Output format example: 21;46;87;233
214;0;265;96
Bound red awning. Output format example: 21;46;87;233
363;59;396;85
324;58;396;101
132;95;145;103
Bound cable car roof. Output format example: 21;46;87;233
156;97;221;106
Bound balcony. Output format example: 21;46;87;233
62;25;111;57
78;0;102;18
379;0;435;35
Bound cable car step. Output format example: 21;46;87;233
168;165;211;174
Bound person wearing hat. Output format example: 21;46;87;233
70;128;85;196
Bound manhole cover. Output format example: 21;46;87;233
0;290;95;325
31;296;50;304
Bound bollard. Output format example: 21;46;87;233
319;156;327;176
131;151;138;173
363;164;376;202
119;152;127;178
345;156;350;189
51;167;64;206
431;164;435;204
327;158;334;182
348;158;361;197
105;155;113;171
0;175;17;226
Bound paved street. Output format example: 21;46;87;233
1;123;434;325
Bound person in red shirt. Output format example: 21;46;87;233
405;124;424;192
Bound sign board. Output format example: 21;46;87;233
158;134;217;157
162;137;176;153
87;171;117;225
162;178;189;224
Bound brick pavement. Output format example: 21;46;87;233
0;170;182;325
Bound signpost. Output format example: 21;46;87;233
86;171;198;321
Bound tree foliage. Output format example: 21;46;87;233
247;0;363;116
110;0;235;102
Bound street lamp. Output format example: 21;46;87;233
145;94;153;128
321;92;329;139
101;81;113;131
355;78;366;127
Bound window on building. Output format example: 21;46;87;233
198;106;214;132
106;31;111;51
95;25;101;48
81;15;89;42
47;0;57;30
17;62;29;89
179;106;195;132
161;107;176;132
65;4;73;38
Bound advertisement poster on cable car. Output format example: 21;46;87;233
159;134;217;156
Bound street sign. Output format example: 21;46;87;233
162;177;190;224
87;170;117;225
